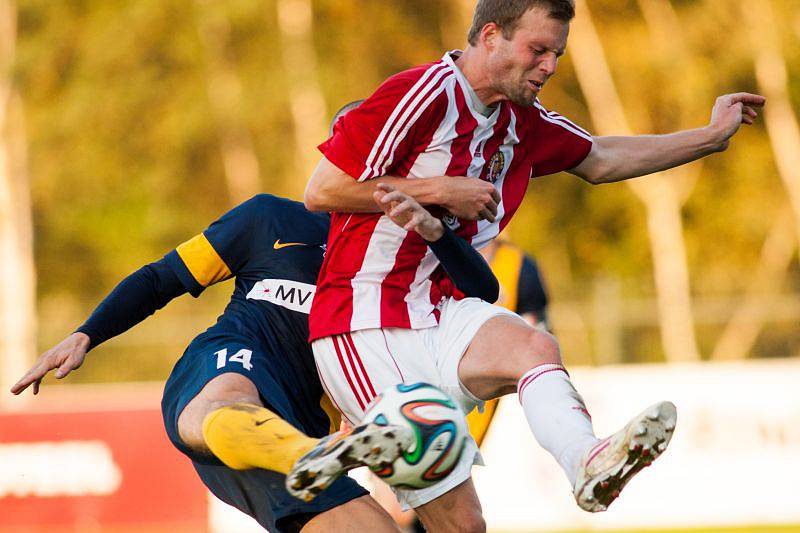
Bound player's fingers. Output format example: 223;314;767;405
479;208;496;223
742;115;754;125
10;362;50;395
390;200;414;218
381;190;407;205
486;197;498;216
376;183;395;193
403;212;425;231
55;356;82;379
33;378;42;395
373;190;387;209
490;188;501;204
743;106;758;119
727;92;766;106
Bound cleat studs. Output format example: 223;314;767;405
646;408;660;421
657;442;668;452
635;423;647;436
600;481;609;489
642;447;651;457
611;490;621;498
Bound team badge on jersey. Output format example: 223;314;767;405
486;151;505;183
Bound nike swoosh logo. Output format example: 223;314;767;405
274;239;307;250
255;417;276;426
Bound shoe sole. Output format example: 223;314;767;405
286;424;413;502
576;401;677;512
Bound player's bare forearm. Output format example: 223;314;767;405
571;128;722;184
305;157;500;221
304;157;448;213
570;92;765;185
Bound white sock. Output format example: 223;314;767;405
518;363;598;486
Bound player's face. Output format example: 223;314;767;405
486;7;569;106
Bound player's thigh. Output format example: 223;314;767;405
162;335;277;456
414;478;485;533
452;306;562;401
177;372;262;450
301;495;401;533
311;330;436;424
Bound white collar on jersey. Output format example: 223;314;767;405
443;50;497;119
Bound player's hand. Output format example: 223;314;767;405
437;176;499;222
10;332;90;395
374;183;444;241
708;92;766;151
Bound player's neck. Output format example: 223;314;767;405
454;47;505;107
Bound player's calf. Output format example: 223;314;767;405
178;373;319;473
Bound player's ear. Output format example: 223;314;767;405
480;22;501;50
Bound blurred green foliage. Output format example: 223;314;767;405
15;0;800;383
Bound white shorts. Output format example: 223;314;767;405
312;297;516;509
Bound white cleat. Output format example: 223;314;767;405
574;401;677;513
286;422;413;502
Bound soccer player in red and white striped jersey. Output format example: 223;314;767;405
300;0;764;527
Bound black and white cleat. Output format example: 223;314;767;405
286;422;413;502
574;401;677;512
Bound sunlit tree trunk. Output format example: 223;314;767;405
276;0;328;199
570;0;700;362
195;0;261;205
711;208;796;360
709;0;800;360
747;0;800;247
0;0;35;406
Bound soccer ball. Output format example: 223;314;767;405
361;382;469;489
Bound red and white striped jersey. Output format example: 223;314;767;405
308;51;592;341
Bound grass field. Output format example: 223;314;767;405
533;526;800;533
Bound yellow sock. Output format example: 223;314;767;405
202;403;319;473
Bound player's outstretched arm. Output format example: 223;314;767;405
305;157;500;222
10;332;90;395
374;183;499;302
570;92;766;184
10;260;188;395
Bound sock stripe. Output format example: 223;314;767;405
585;437;611;467
517;366;569;403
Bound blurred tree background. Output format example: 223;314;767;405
4;0;799;388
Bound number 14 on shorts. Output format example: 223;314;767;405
214;348;253;370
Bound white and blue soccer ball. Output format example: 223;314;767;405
361;382;468;489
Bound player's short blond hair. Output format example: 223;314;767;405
467;0;575;46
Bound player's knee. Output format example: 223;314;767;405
177;373;261;451
504;326;562;377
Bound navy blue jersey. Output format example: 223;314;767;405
166;194;327;335
163;194;332;416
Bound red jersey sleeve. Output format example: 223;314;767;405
525;100;594;177
319;63;449;181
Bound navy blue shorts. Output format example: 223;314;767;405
161;331;367;532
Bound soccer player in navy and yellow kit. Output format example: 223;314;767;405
11;188;499;532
